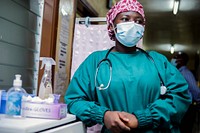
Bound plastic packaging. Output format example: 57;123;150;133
38;57;56;99
6;74;27;117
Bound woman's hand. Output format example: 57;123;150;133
104;111;131;133
118;111;138;129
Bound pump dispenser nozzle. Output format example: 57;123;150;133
13;74;22;87
40;57;56;70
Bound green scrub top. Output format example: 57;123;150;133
65;49;191;133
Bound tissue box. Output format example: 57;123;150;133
21;102;67;119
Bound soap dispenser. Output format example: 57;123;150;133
6;74;27;117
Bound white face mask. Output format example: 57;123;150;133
113;22;144;47
171;59;177;66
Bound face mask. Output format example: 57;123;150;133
113;22;144;47
171;59;177;66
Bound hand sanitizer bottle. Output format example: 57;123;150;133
6;74;27;117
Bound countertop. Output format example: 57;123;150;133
0;113;76;133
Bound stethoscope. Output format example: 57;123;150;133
94;46;167;95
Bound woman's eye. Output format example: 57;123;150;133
121;18;129;22
135;20;144;24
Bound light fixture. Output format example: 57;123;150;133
173;0;180;15
170;45;175;54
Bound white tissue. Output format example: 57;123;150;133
22;95;54;104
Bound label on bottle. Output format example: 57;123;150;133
6;92;22;116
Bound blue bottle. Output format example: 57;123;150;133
6;74;27;117
0;90;6;114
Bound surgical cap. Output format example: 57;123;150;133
106;0;145;40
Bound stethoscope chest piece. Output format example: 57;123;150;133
160;85;167;95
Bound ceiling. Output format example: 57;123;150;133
134;0;200;59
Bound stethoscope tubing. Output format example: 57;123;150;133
95;46;166;91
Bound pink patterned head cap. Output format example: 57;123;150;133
106;0;145;40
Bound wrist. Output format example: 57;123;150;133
103;110;110;124
130;113;139;128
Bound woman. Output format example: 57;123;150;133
65;0;191;132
